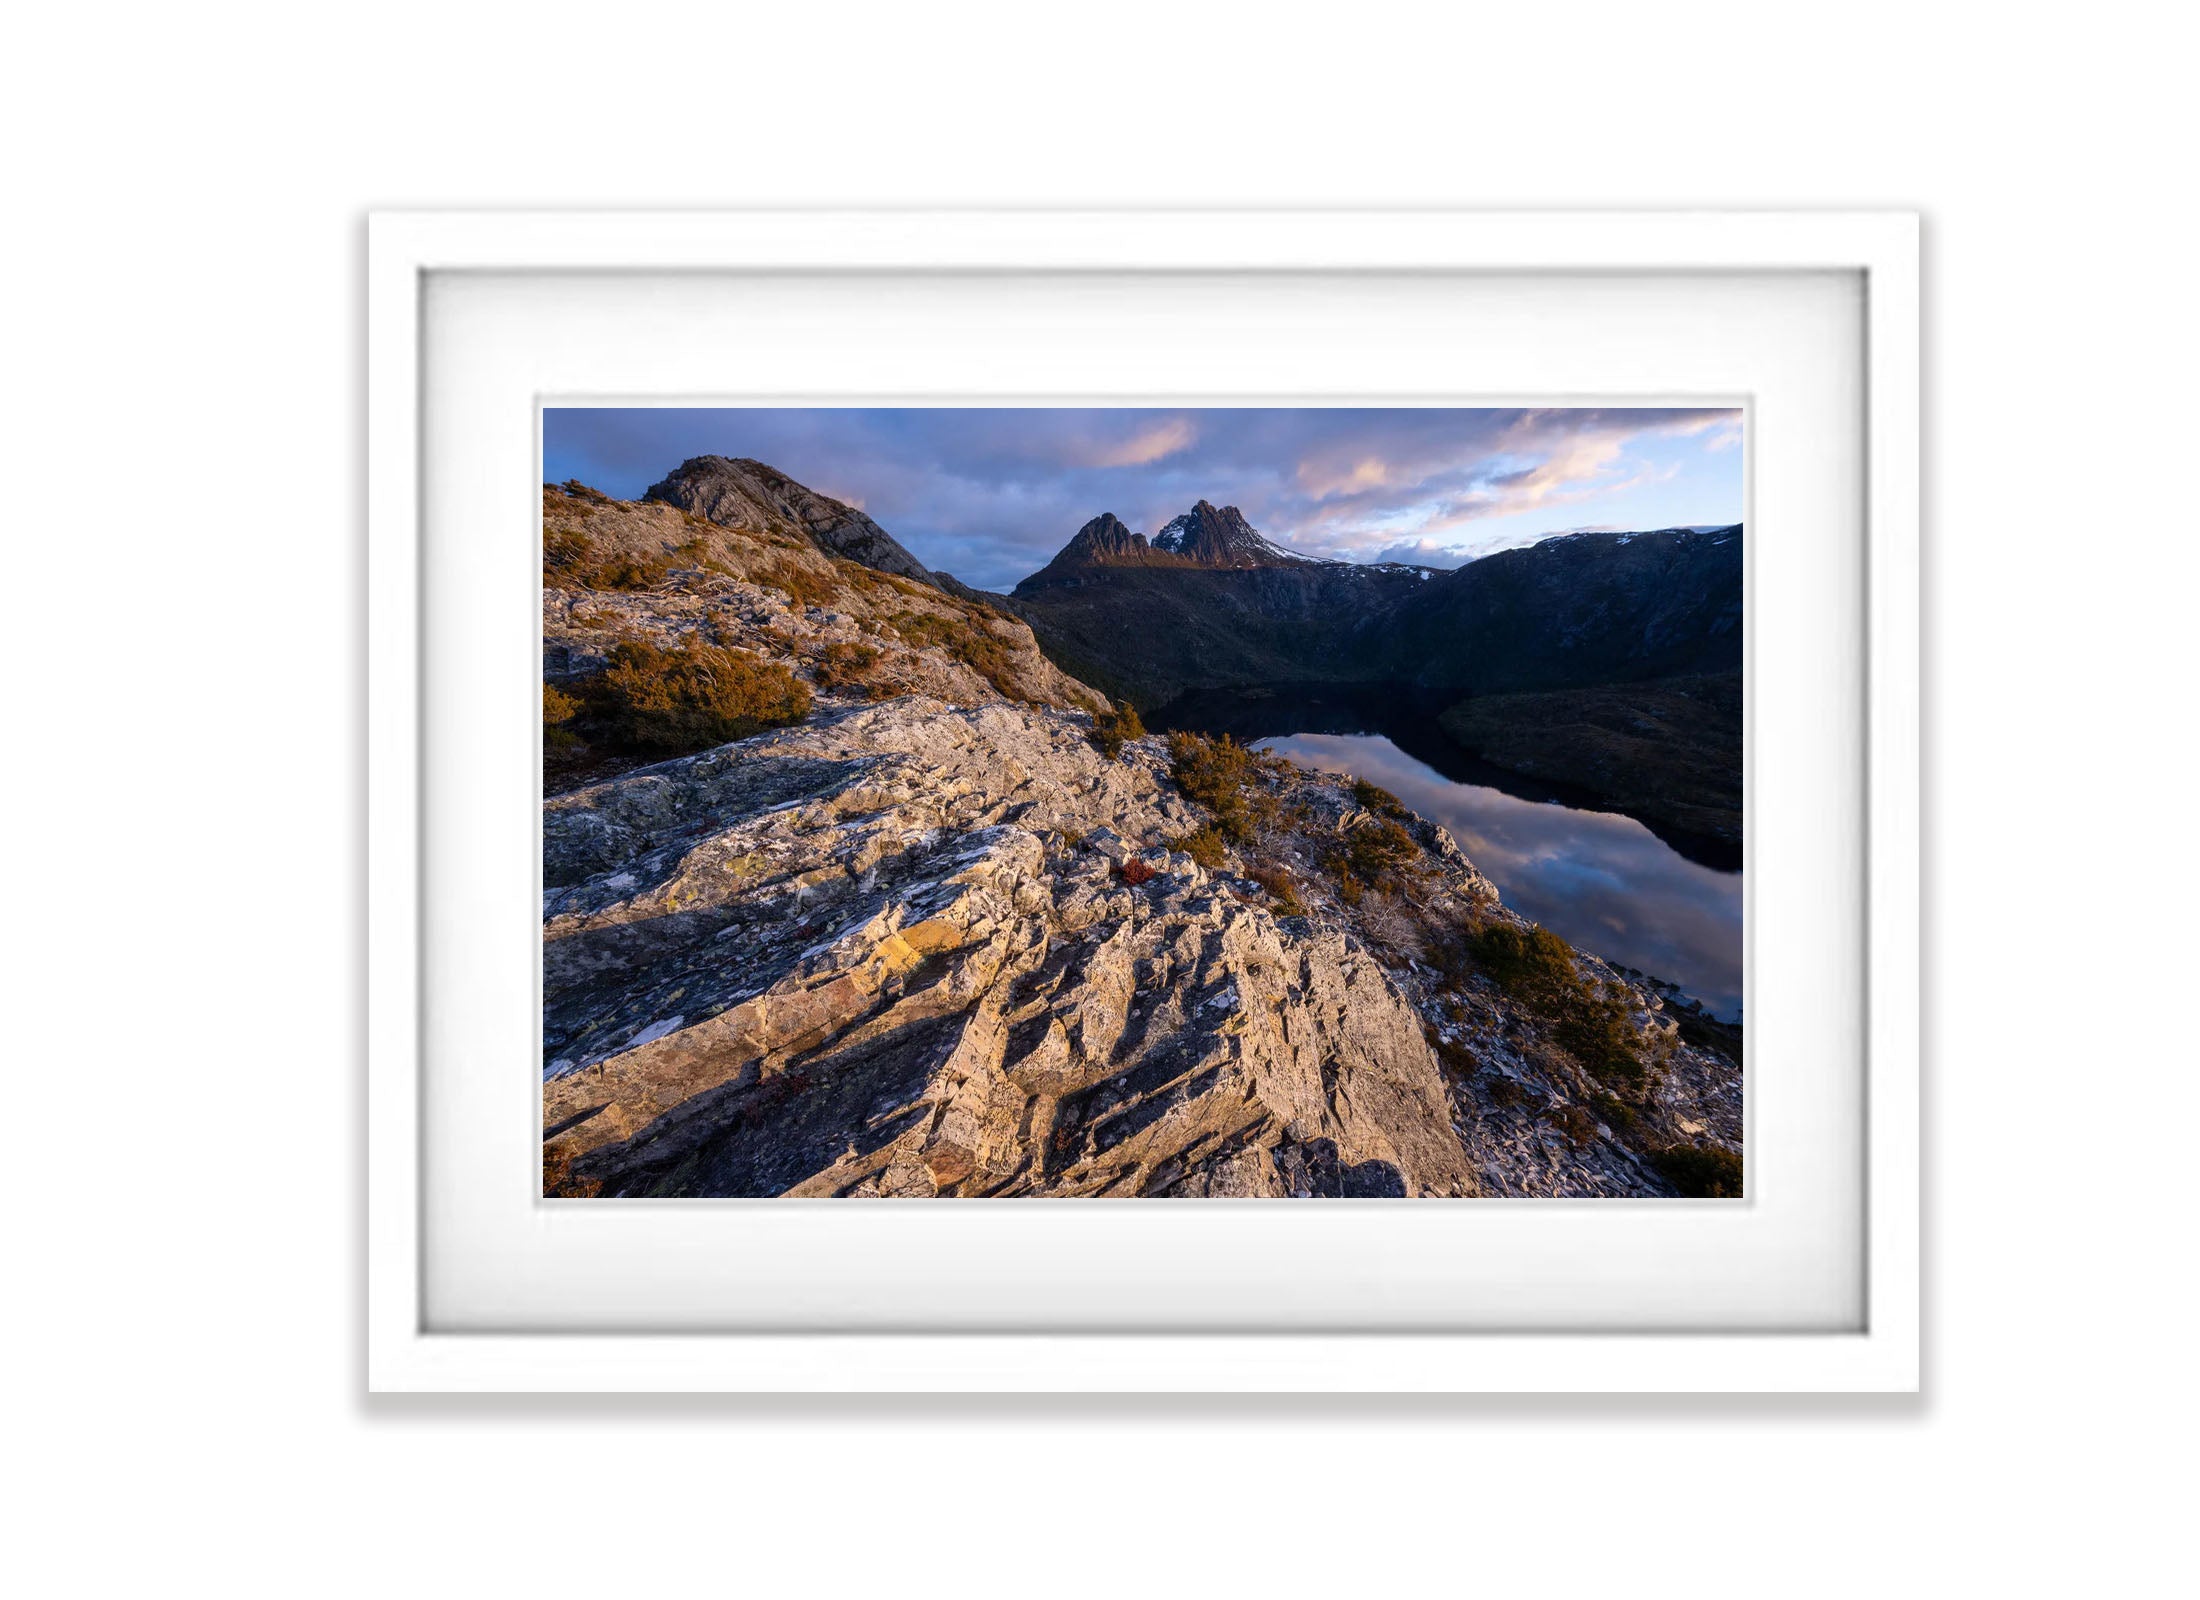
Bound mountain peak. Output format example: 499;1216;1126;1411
644;455;938;586
1149;501;1305;567
1062;511;1148;561
1015;502;1331;593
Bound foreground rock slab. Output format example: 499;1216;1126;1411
543;698;1480;1198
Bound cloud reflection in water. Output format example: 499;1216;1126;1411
1258;732;1743;1019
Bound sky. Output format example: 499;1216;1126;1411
543;407;1744;592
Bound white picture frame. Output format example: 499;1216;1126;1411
368;210;1918;1392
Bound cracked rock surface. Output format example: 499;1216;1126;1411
544;699;1478;1198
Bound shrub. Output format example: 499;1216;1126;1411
1248;863;1305;916
1324;816;1421;897
757;555;840;610
1550;994;1656;1090
1467;921;1580;1001
1089;700;1146;759
1353;889;1425;954
1651;1143;1744;1198
1167;729;1252;805
545;535;673;592
1117;858;1158;887
888;609;1031;703
544;525;593;576
1466;921;1660;1091
1350;777;1411;820
1550;1103;1597;1149
1430;1034;1476;1079
1170;825;1227;870
1590;1092;1641;1135
813;639;881;691
874;570;934;599
592;552;674;590
1482;1072;1527;1109
542;1146;604;1198
543;683;584;754
1165;730;1272;843
584;633;811;754
556;479;614;505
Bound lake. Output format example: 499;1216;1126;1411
1150;686;1743;1020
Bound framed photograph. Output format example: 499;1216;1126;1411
369;210;1917;1391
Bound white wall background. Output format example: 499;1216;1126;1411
4;3;2188;1594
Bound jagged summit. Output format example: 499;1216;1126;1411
1017;501;1325;592
1152;500;1320;568
1061;511;1151;562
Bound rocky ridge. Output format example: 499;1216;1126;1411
644;455;942;586
544;702;1484;1198
542;481;1097;791
1018;501;1339;589
1012;509;1742;699
1151;499;1321;567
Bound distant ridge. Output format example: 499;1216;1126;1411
1002;514;1741;707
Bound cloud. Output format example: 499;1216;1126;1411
1295;455;1397;497
542;406;1743;591
1365;538;1474;569
1080;415;1198;468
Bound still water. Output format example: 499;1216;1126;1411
1146;684;1741;1019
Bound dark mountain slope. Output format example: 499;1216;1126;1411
1001;561;1434;705
1379;527;1742;695
1437;672;1744;852
1016;511;1197;581
1008;516;1742;707
1004;500;1441;702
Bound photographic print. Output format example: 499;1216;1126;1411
540;407;1743;1200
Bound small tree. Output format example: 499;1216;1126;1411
1088;700;1147;759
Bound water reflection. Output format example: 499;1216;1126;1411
1259;731;1744;1020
